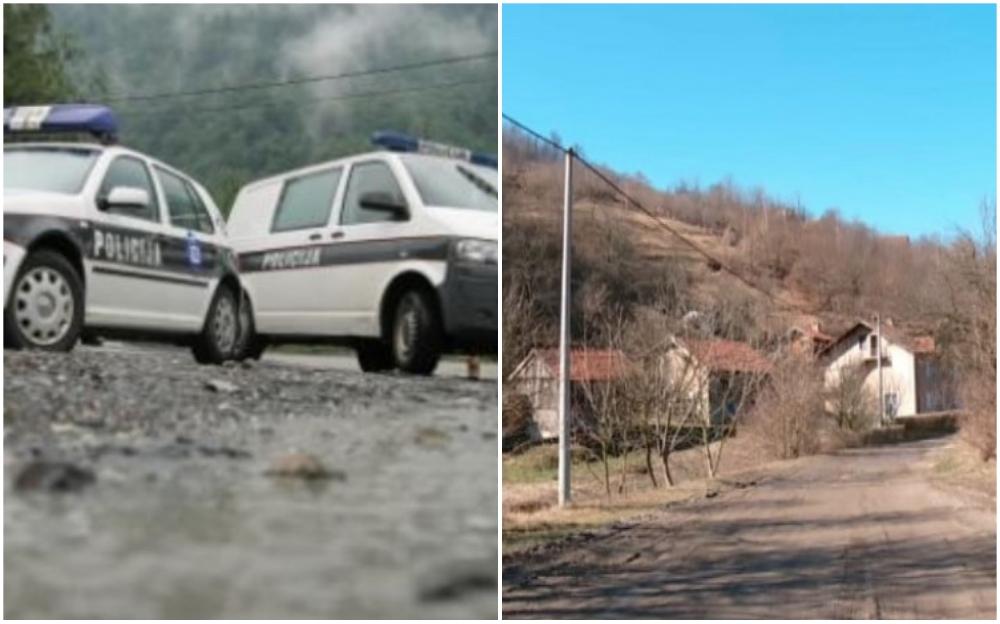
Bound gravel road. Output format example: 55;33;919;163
503;437;996;619
4;346;498;619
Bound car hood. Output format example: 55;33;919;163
4;190;88;219
422;206;498;241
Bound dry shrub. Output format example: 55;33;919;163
502;391;534;451
937;202;996;461
744;352;828;460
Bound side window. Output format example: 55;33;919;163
340;161;408;226
156;167;214;234
272;167;342;232
98;156;160;222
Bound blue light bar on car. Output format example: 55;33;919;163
371;130;497;169
3;104;118;143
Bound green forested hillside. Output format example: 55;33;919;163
16;5;497;211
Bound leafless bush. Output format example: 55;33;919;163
938;201;996;461
826;362;878;435
745;352;828;460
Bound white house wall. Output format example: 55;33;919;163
824;330;918;418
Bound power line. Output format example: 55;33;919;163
102;50;497;103
502;113;565;152
120;77;493;117
504;112;809;314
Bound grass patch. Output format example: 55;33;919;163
503;444;657;485
930;437;996;501
502;484;702;556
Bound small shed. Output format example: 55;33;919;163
506;348;629;440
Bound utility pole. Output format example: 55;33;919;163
876;313;885;427
558;148;574;507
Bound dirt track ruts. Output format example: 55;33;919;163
503;437;996;619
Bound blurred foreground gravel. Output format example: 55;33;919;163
4;347;498;619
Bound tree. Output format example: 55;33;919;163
826;362;877;434
938;200;997;460
746;351;827;460
3;5;78;105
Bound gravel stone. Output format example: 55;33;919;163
4;345;497;618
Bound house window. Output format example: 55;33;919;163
884;393;899;417
869;335;878;357
858;335;864;352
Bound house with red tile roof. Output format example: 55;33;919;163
785;321;835;356
506;348;630;440
507;338;770;440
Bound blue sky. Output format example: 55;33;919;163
503;4;996;238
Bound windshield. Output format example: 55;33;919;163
4;146;100;194
401;154;497;212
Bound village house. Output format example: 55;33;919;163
506;348;629;440
818;319;957;419
655;337;772;425
507;338;770;441
784;321;835;356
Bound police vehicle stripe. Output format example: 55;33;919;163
4;214;235;280
238;236;452;273
92;265;210;288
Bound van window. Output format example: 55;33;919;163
340;161;408;225
156;167;215;234
98;156;160;222
272;167;342;232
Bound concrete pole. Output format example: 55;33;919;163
558;149;574;507
877;313;884;427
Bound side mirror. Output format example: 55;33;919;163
100;186;150;211
359;191;408;220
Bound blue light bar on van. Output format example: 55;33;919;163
371;130;497;169
3;104;118;143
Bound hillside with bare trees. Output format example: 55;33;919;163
503;125;996;464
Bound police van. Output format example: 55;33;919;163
227;131;498;375
3;104;244;363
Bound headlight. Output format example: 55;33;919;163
454;239;497;265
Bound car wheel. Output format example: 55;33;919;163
4;250;84;352
192;285;238;364
232;293;266;361
390;289;441;375
356;339;393;372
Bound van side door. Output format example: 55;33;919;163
237;166;345;335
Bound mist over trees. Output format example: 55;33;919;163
6;4;497;212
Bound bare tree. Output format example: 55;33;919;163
826;362;878;434
937;200;997;460
745;351;827;460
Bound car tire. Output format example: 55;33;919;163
192;285;239;365
232;293;266;361
390;289;441;375
4;249;84;352
356;339;394;372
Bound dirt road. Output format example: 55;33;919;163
5;347;497;619
503;437;996;619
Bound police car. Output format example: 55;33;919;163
227;131;498;375
3;104;244;363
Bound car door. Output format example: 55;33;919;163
85;154;179;329
152;165;226;329
324;158;418;336
241;165;345;335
